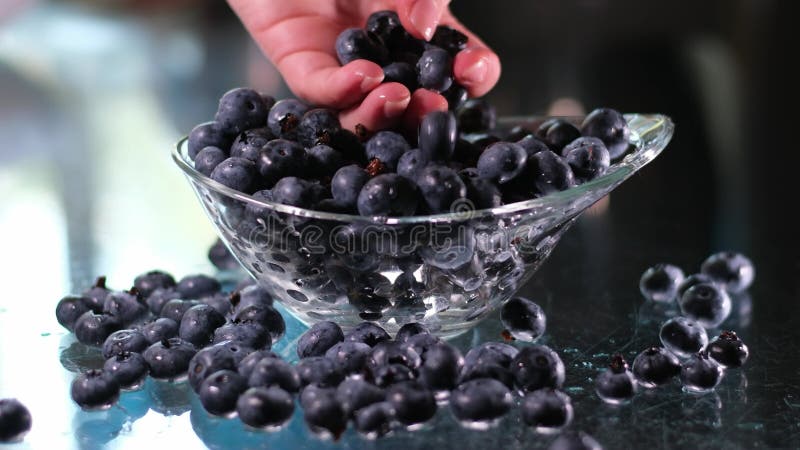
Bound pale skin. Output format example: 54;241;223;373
227;0;501;132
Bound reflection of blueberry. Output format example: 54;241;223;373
387;381;437;425
659;317;708;357
501;297;547;342
419;224;475;270
451;378;513;424
103;352;148;389
0;398;32;442
133;270;176;298
354;402;394;438
237;387;294;428
701;252;755;294
142;338;196;380
705;330;749;368
631;346;680;388
510;345;565;392
71;369;120;409
520;388;573;429
74;312;122;347
199;370;248;416
595;354;636;404
679;283;732;328
102;329;148;359
207;240;238;271
680;351;723;392
247;357;301;393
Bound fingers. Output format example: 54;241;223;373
278;55;385;108
402;89;448;133
397;0;451;41
453;47;501;98
339;83;412;132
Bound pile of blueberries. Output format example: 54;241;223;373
594;252;753;403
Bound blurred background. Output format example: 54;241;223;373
0;1;798;448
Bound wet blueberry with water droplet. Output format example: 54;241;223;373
705;330;749;368
640;263;685;303
594;354;636;404
680;351;724;392
631;346;680;388
701;251;755;294
659;317;708;357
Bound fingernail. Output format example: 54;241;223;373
359;73;384;92
383;94;411;118
460;56;488;85
410;0;441;41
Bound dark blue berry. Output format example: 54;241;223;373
442;83;469;110
199;370;248;416
159;299;200;324
659;317;708;357
457;98;496;133
679;283;732;328
247;357;301;392
133;270;176;298
297;108;341;148
453;138;482;167
367;341;421;372
74;312;122;346
676;273;715;300
366;131;411;171
142;338;196;380
366;10;405;48
345;322;391;347
387;381;436;425
188;121;232;160
640;263;686;303
201;292;234;317
418;343;463;391
187;344;239;391
336;378;386;416
706;330;749;368
0;399;31;442
81;276;111;312
405;333;443;359
237;349;280;380
459;361;514;389
254;139;306;187
307;144;345;178
267;99;309;140
102;329;148;359
335;28;388;65
563;137;611;181
418;110;457;162
236;284;274;310
680;351;723;392
230;127;272;162
595;355;636;404
544;120;581;153
701;251;755;294
215;87;269;135
450;378;513;424
383;62;418;90
477;142;528;184
459;168;502;209
510;345;565;392
103;351;148;389
396;149;427;180
357;173;419;216
297;321;344;358
395;322;430;342
516;135;549;157
213;321;270;349
300;385;348;438
464;342;518;369
501;297;546;342
234;304;285;342
140;318;178;344
354;402;393;438
102;290;147;325
527;150;576;195
431;25;468;55
371;363;416;388
56;295;92;331
145;288;180;315
631;346;680;387
236;387;294;428
70;369;120;410
210;157;257;193
581;108;630;159
178;304;226;347
417;47;453;92
328;128;366;163
325;341;372;374
269;177;314;209
507;125;534;142
176;274;221;299
296;356;344;388
331;164;370;207
521;388;573;429
416;165;466;213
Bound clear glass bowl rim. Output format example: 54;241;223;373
172;114;673;225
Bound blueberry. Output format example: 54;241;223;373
210;157;257;193
477;142;527;184
418;111;457;162
176;274;221;299
516;135;550;157
659;317;708;358
55;295;93;331
396;149;428;180
417;47;453;92
296;356;344;388
387;381;437;425
103;351;148;389
335;28;388;65
457;99;496;133
594;354;637;404
186;343;240;390
255;139;307;187
159;299;200;324
297;321;344;359
248;357;301;392
208;239;239;272
679;283;732;328
700;251;755;294
140;318;179;344
507;125;534;142
527;150;576;195
418;343;463;392
325;341;372;374
0;399;32;442
543;120;581;153
188;121;233;160
74;312;122;346
548;431;604;450
213;321;271;349
404;333;443;359
383;62;418;90
300;385;348;438
237;349;280;380
442;83;469;110
102;329;148;359
631;346;680;387
563;137;611;182
331;164;370;208
102;290;147;325
680;351;723;392
71;369;120;410
640;263;686;303
307;144;345;178
676;273;716;300
215;87;269;135
521;388;573;430
357;173;419;217
297;108;341;148
237;387;294;429
458;168;502;209
354;402;394;438
142;338;196;380
453;137;482;167
464;342;519;369
200;291;235;317
145;288;180;315
464;132;502;150
328;128;366;163
267;99;309;140
336;378;386;416
366;10;406;49
393;323;428;342
371;363;416;388
81;276;111;312
581;108;630;159
449;378;512;426
501;297;547;342
234;304;285;342
271;177;315;209
344;322;391;347
416;165;467;213
236;284;274;310
705;330;749;368
367;341;422;372
198;370;248;416
510;345;565;393
178;304;226;347
230;127;273;162
366;131;411;171
133;270;176;298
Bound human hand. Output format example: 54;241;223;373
227;0;500;131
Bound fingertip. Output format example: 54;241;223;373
341;59;385;92
402;89;448;132
340;83;412;132
454;47;501;97
398;0;450;41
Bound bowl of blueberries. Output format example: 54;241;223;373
172;12;673;337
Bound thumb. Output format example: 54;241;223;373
397;0;451;41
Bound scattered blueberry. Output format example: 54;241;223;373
237;349;280;380
680;351;723;392
81;276;111;312
214;87;269;135
55;295;93;332
676;273;716;300
450;378;513;426
70;369;120;410
133;270;176;298
102;289;147;325
325;341;372;374
267;99;309;141
581;108;630;159
527;150;576;195
544;120;581;153
679;283;732;328
510;345;565;392
176;274;221;299
140;318;179;344
297;108;341;148
145;288;180;315
500;297;547;342
705;330;749;368
418;343;463;392
521;388;573;430
248;357;301;393
297;321;344;358
354;402;394;438
563;137;611;182
300;385;348;438
73;312;122;346
199;370;248;416
212;321;271;349
307;144;345;178
640;263;685;303
631;346;680;388
159;299;200;324
102;329;148;359
296;356;345;388
230;127;273;161
187;343;241;391
594;354;636;404
237;387;295;429
700;251;755;294
142;338;196;380
178;304;226;347
255;139;307;187
0;398;32;442
234;304;285;342
417;47;453;92
659;317;708;357
103;351;148;389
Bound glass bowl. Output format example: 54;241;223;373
173;114;674;338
